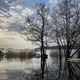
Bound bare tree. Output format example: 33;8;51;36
50;0;80;80
20;3;50;79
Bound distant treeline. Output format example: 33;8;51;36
35;45;79;52
0;50;36;60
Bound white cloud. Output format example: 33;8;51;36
0;31;33;49
4;0;8;4
10;4;23;10
21;8;34;17
0;0;37;49
54;0;58;4
49;0;58;3
0;1;34;28
15;4;23;9
7;9;22;23
10;6;16;10
0;12;9;27
49;0;58;7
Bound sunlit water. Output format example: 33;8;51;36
0;50;58;80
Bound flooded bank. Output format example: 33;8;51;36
0;58;40;80
0;50;59;80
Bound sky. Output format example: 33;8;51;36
0;0;57;49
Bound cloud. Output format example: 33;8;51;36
0;0;48;28
7;22;22;31
0;0;18;12
0;0;51;49
49;0;58;4
0;2;34;28
15;4;23;10
21;8;34;17
7;10;22;23
0;31;33;49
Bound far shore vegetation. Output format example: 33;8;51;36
0;50;36;60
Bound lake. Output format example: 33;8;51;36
0;50;59;80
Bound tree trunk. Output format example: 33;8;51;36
41;20;45;79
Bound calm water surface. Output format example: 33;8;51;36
0;50;58;80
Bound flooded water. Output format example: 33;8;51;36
0;50;59;80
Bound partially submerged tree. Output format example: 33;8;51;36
20;0;80;79
21;3;50;78
50;0;80;80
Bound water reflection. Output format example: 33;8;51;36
0;57;41;80
0;69;27;80
0;50;59;80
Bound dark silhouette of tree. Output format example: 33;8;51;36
20;3;50;79
49;0;80;80
19;0;80;80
